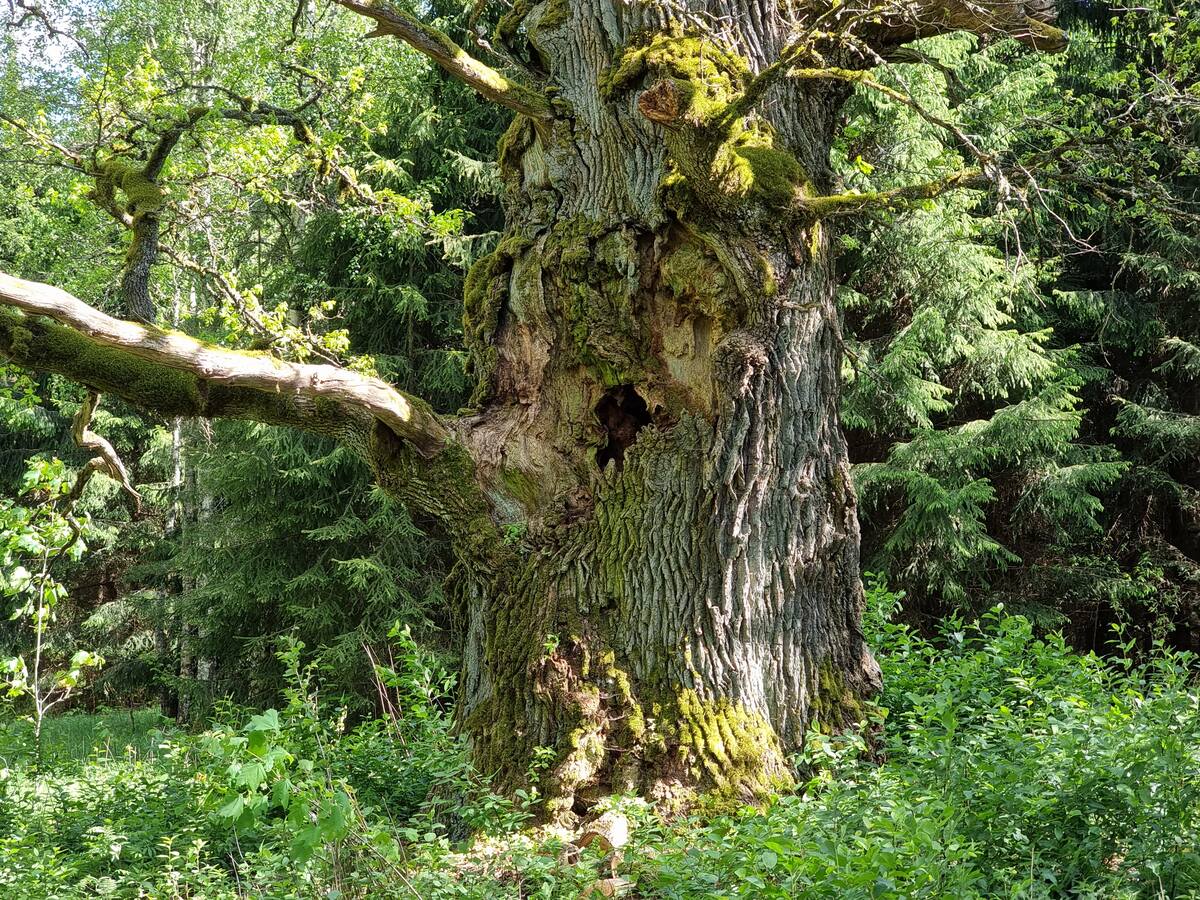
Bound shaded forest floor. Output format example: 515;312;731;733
3;585;1199;899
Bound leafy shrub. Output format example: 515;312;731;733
628;581;1200;898
4;583;1200;898
0;739;230;898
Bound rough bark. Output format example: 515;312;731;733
121;213;159;323
432;1;896;816
0;0;1065;815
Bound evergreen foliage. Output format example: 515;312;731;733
0;0;1196;714
837;6;1200;642
163;425;450;711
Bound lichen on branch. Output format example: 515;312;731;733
331;0;554;119
0;271;450;456
802;168;987;218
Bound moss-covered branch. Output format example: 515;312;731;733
716;0;1064;129
0;271;450;457
331;0;552;119
802;168;987;217
868;0;1067;53
608;33;813;220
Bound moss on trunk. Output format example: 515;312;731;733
443;7;882;810
0;4;887;818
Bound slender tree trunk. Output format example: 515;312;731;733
155;412;184;721
122;213;159;323
438;3;880;818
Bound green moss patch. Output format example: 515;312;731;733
600;31;749;124
543;219;648;386
655;689;793;802
95;156;165;216
810;661;869;733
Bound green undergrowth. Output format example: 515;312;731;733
4;583;1200;898
0;707;168;768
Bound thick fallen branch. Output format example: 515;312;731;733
0;271;450;457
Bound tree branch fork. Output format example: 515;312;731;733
0;0;1072;529
67;390;142;514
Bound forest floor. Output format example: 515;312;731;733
3;587;1200;898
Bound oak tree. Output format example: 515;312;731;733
0;0;1068;815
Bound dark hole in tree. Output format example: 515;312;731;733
595;385;652;470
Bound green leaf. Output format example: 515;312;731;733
217;796;244;821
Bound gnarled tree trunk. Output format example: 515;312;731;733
440;6;884;816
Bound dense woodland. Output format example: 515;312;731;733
2;0;1200;896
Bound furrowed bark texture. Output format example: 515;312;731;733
122;213;159;323
444;1;884;816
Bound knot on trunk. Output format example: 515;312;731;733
637;79;683;126
715;330;771;398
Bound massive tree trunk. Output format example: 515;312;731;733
439;6;886;815
0;0;1064;817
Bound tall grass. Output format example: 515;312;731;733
0;707;170;768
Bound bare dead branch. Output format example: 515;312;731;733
5;0;84;50
66;391;142;514
791;67;994;175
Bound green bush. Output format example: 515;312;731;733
3;584;1199;898
629;582;1200;898
0;741;231;897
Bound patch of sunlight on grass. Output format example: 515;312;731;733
0;708;173;767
